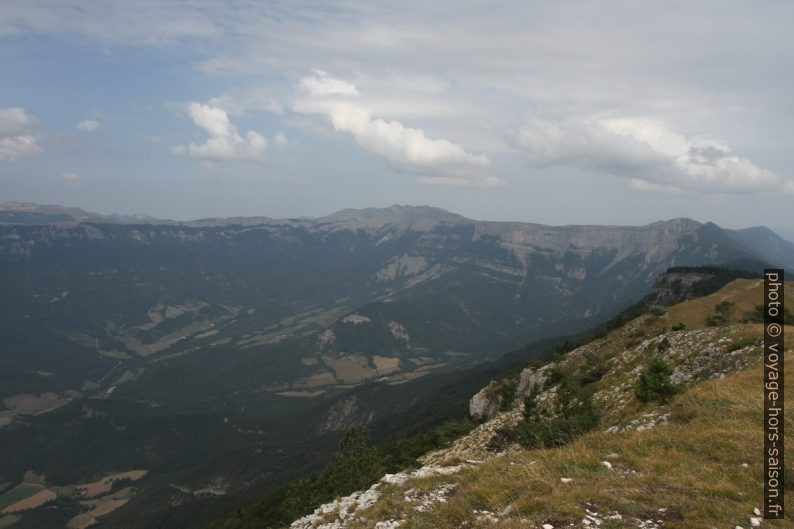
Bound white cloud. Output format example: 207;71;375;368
273;131;288;147
173;102;266;162
299;70;360;97
514;116;783;194
0;107;40;160
294;71;490;185
76;119;102;132
63;171;81;186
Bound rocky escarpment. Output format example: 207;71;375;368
469;367;548;421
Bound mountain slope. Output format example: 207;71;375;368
726;226;794;271
272;278;793;529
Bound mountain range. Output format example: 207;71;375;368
0;202;792;529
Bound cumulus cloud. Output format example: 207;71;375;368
0;107;41;160
173;102;266;162
76;119;102;132
294;71;494;186
63;171;81;186
514;116;783;194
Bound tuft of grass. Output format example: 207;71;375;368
726;335;760;353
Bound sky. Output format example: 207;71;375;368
0;1;792;228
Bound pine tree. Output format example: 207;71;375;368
635;356;681;404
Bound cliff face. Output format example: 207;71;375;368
1;210;767;410
643;269;718;307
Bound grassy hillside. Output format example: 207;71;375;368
365;352;792;529
280;278;793;529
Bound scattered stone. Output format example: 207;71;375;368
582;506;661;529
542;524;554;529
473;509;500;524
374;521;404;529
602;461;613;469
560;477;572;484
750;517;761;527
404;483;457;512
753;508;762;516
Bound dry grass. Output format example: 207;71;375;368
368;351;794;529
664;279;793;330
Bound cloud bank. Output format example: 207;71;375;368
514;117;783;194
0;107;40;160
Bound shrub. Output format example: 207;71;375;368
715;300;734;316
705;314;727;326
492;376;600;451
635;356;682;404
671;322;686;331
498;408;599;450
495;379;518;411
726;335;759;353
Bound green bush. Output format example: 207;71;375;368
635;357;682;404
715;300;735;317
705;314;727;326
726;335;759;353
496;408;599;450
492;376;599;451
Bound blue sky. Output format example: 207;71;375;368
1;1;792;228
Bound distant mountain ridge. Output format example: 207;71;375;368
3;201;793;272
